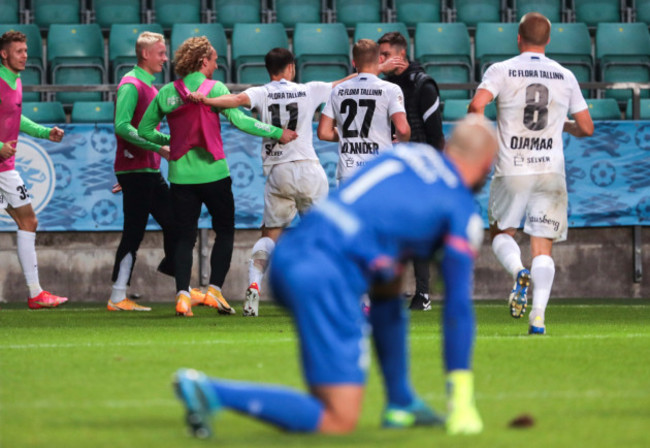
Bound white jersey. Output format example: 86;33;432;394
478;52;588;177
245;79;332;175
322;73;405;180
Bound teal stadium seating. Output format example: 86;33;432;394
475;22;519;77
596;23;650;101
0;24;43;101
32;0;80;27
546;23;593;97
232;23;288;84
335;0;382;27
293;23;350;82
48;24;105;103
572;0;621;26
93;0;142;28
354;22;410;56
455;0;502;27
71;101;115;123
415;23;472;99
274;0;322;28
0;0;19;23
214;0;261;28
636;0;650;23
443;99;497;121
626;99;650;119
171;24;229;82
515;0;562;22
22;101;66;123
109;24;165;83
153;0;201;29
584;98;622;120
394;0;441;28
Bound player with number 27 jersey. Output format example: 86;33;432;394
478;52;587;177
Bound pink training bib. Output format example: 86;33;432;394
0;76;22;172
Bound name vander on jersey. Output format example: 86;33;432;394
341;141;380;154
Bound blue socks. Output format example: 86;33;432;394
208;379;323;432
369;297;415;407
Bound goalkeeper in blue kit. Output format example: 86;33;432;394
172;114;498;436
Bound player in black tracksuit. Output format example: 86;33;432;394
379;31;445;311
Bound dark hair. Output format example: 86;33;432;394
519;12;551;46
265;48;294;76
0;30;26;52
377;31;407;50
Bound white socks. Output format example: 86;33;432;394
110;253;133;303
531;255;555;316
492;233;525;280
17;230;42;298
248;237;275;289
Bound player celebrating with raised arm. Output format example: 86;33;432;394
108;31;176;312
138;37;297;317
0;31;67;309
189;48;354;316
172;114;497;437
469;12;593;334
318;39;410;183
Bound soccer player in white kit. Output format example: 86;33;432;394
190;48;354;316
469;12;593;334
318;39;410;183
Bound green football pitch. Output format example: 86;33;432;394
1;300;648;448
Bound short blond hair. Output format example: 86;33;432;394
173;36;213;78
352;39;379;67
136;31;165;61
447;114;498;162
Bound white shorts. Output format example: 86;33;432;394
488;173;568;242
0;169;31;210
263;160;329;228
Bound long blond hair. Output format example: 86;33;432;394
174;36;213;78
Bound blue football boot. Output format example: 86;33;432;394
173;369;221;439
508;268;531;319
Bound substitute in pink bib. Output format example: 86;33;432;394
0;76;21;172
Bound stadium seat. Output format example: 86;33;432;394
583;98;621;120
514;0;562;22
0;0;19;23
293;23;350;82
572;0;621;26
152;0;201;29
32;0;80;27
625;99;650;119
455;0;502;27
415;23;472;99
22;101;66;123
475;23;519;77
546;23;593;97
71;101;115;123
443;99;497;121
48;24;106;104
0;24;43;101
93;0;143;28
231;23;288;84
335;0;382;27
636;0;650;23
596;23;650;101
214;0;261;28
109;24;165;84
171;23;229;82
394;0;441;28
274;0;322;28
354;22;410;56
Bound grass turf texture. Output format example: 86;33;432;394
1;299;648;448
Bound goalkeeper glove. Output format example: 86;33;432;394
446;370;483;435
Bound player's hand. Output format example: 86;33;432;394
111;183;122;194
49;127;64;142
379;57;408;74
0;140;17;159
188;92;207;103
158;145;171;161
446;370;483;435
279;129;298;144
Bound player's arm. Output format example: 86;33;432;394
468;89;494;115
391;112;410;142
19;115;63;142
192;91;252;110
137;93;168;146
419;80;445;150
317;113;339;142
115;83;169;153
564;109;594;137
331;73;357;88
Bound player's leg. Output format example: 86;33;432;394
244;227;280;316
149;172;177;278
108;173;155;311
196;177;235;314
528;237;554;334
170;182;203;316
488;176;531;318
1;170;67;308
409;258;432;311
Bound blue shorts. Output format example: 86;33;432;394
269;236;370;386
